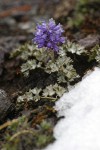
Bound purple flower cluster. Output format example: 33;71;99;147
33;18;65;52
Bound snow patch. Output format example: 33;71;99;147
45;67;100;150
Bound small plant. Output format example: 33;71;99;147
6;18;100;149
1;117;54;150
10;19;85;104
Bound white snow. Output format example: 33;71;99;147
45;67;100;150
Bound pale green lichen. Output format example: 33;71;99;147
21;59;42;77
88;45;100;64
17;83;67;103
17;44;100;105
11;41;80;81
45;55;78;83
62;41;85;55
11;41;85;103
42;84;66;97
17;88;42;102
10;43;34;60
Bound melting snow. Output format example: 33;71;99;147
45;67;100;150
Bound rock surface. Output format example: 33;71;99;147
0;89;13;122
78;34;100;49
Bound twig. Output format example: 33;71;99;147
0;119;19;130
41;96;57;101
9;130;35;142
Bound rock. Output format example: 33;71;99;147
18;22;32;30
0;51;5;76
0;50;4;64
0;89;13;122
0;17;16;26
0;67;3;76
78;34;100;49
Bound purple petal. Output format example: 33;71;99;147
48;18;56;29
33;18;65;53
60;37;65;43
47;42;52;48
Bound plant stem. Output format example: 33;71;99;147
41;96;57;101
9;130;35;141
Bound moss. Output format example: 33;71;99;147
2;117;54;150
68;0;100;28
